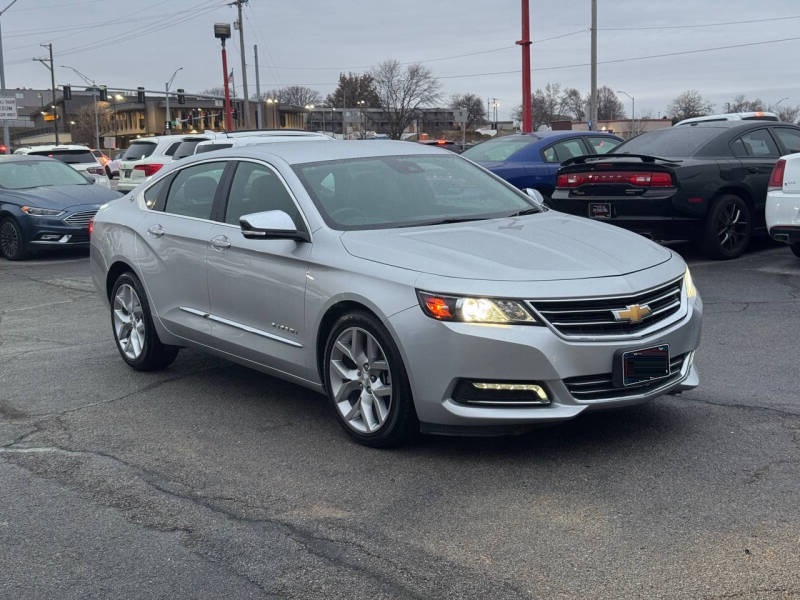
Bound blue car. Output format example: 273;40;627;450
0;155;122;260
461;130;623;198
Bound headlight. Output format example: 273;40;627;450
417;290;538;324
21;205;64;217
683;267;697;298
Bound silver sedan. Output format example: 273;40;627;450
90;140;702;447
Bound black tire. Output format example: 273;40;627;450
0;217;28;260
110;272;179;371
791;242;800;258
701;194;752;260
323;311;417;448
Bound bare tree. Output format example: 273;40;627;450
67;102;111;147
449;93;485;130
667;90;713;122
326;73;380;109
597;86;625;120
725;94;764;112
370;60;441;139
560;87;586;122
264;86;322;107
776;105;800;124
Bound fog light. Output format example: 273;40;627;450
40;234;62;241
453;380;550;406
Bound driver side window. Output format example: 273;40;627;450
224;161;301;226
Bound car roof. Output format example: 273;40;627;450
674;111;779;126
14;144;91;153
181;139;448;166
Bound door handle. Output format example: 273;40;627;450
147;224;165;237
210;235;231;250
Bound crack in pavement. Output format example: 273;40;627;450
1;442;531;599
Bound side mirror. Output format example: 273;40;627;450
524;188;545;209
240;210;310;242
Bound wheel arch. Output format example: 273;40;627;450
105;260;137;301
315;300;384;386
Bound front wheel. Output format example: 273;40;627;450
701;195;752;260
110;272;179;371
324;311;417;447
0;217;28;260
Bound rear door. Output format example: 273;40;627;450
137;160;227;343
729;127;780;219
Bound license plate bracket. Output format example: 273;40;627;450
589;202;611;219
613;344;670;387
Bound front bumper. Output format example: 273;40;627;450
388;293;702;431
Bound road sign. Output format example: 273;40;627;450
0;97;17;120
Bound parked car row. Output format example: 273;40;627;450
116;130;330;192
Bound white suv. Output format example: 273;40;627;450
13;144;111;187
116;134;212;192
193;130;332;155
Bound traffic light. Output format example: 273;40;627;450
98;85;107;101
177;89;185;104
63;85;72;101
137;87;145;103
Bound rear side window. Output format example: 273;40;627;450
196;143;233;154
542;139;587;163
586;136;621;154
771;128;800;154
162;162;226;220
122;142;157;160
732;129;779;157
28;149;95;164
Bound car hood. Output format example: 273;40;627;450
3;184;122;209
340;211;672;281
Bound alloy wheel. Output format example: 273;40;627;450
328;326;393;434
715;201;748;253
0;219;22;259
113;283;146;360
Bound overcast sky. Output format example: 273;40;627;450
2;0;799;121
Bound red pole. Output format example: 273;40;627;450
221;42;233;131
517;0;533;133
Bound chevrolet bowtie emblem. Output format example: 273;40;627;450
612;303;652;323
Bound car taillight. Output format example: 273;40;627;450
86;166;105;176
134;163;164;177
768;159;786;191
556;170;674;188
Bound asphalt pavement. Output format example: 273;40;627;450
1;243;798;599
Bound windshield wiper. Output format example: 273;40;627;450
508;207;541;217
419;216;491;226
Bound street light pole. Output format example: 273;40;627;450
0;0;21;152
34;43;59;143
165;66;183;134
61;65;99;149
617;89;635;136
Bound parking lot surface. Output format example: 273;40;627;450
1;243;799;599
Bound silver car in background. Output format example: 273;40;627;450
90;140;702;447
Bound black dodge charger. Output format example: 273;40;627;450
549;121;800;259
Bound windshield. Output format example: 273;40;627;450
613;127;721;157
121;142;157;160
461;137;535;162
0;159;90;188
28;149;95;164
293;154;536;230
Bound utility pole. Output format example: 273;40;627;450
517;0;532;133
589;0;597;130
0;0;21;152
232;0;251;128
254;44;262;129
33;43;58;144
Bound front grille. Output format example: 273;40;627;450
564;353;688;401
529;276;683;337
63;210;97;227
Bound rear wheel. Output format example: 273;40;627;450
324;311;417;447
791;242;800;258
701;194;751;259
110;272;179;371
0;217;28;260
